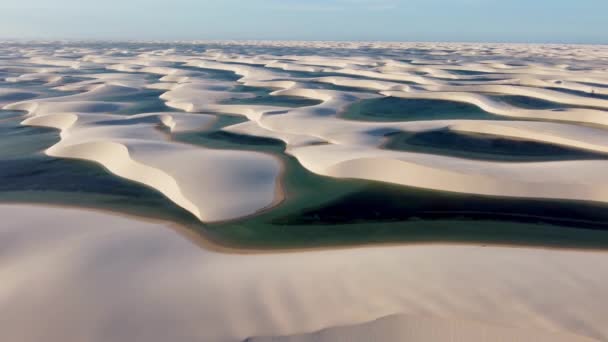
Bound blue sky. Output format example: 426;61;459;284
1;0;606;43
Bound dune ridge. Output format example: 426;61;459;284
249;314;595;342
12;90;281;221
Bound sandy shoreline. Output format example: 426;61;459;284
4;200;608;255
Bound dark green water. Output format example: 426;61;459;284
222;85;323;108
383;129;608;162
493;95;570;110
342;96;502;121
175;126;608;250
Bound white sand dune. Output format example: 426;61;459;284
1;204;606;342
449;120;608;153
313;75;408;91
3;40;608;214
288;143;608;203
250;314;595;342
161;80;254;112
383;89;608;125
20;109;281;222
2;58;285;222
54;72;154;90
6;72;73;84
158;65;608;204
0;88;40;105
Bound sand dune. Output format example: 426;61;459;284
15;92;281;222
0;88;40;105
383;90;608;125
1;205;606;342
4;40;608;214
449;120;608;153
250;314;595;342
288;143;608;202
159;61;608;203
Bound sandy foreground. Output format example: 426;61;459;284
0;204;606;342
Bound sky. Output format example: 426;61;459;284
1;0;607;44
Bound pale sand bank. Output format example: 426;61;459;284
10;86;282;222
1;204;607;342
249;314;594;342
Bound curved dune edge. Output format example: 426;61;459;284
47;139;202;219
248;314;596;342
22;112;201;218
0;88;41;106
382;90;608;126
289;146;608;203
18;100;282;222
203;87;608;204
1;204;607;342
448;120;608;154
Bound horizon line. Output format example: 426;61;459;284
1;38;607;47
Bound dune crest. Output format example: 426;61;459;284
13;90;281;221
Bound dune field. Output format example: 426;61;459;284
1;40;608;341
